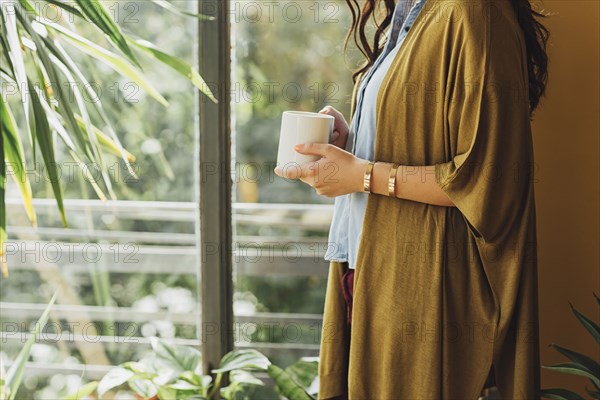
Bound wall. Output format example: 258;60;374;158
532;0;600;391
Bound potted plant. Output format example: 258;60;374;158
66;338;319;400
539;294;600;399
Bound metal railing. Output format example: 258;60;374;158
1;198;333;379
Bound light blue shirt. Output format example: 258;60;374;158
325;0;426;269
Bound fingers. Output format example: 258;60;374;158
319;105;348;134
319;106;343;128
294;142;331;156
273;161;315;180
273;143;333;179
319;105;342;119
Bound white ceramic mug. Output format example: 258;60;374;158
276;111;334;170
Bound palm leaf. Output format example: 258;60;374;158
18;14;100;165
74;115;135;162
40;17;169;106
0;1;35;161
28;78;67;227
46;49;116;199
73;0;141;68
4;291;58;400
0;115;6;277
549;343;600;382
539;388;586;400
151;0;214;21
542;362;600;387
30;88;108;201
570;302;600;344
1;96;36;227
36;0;85;19
587;389;600;399
128;38;218;103
0;0;213;276
44;37;137;177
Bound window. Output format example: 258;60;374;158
1;2;201;397
1;0;357;396
230;0;354;368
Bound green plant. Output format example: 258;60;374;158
0;290;58;400
71;337;318;400
0;0;216;276
539;293;600;399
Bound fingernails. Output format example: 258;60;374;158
294;144;302;151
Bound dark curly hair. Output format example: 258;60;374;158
343;0;550;115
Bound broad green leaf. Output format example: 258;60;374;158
179;371;206;387
229;369;264;386
63;381;98;400
156;386;177;400
5;291;58;400
97;367;135;396
129;38;217;103
134;354;180;384
28;78;67;227
543;362;600;387
549;343;600;381
285;359;318;390
570;302;600;344
39;18;168;106
151;0;214;21
128;378;158;399
0;96;36;227
74;0;140;67
121;362;147;374
212;349;271;373
166;380;202;391
267;364;311;400
150;337;201;373
539;388;586;400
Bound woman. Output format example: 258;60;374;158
274;0;549;398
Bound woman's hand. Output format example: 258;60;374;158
319;106;349;150
274;143;369;198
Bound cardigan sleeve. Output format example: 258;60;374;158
434;1;533;245
435;9;541;396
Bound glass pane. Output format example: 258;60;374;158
231;0;354;370
1;2;200;398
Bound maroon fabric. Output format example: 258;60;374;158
340;268;355;325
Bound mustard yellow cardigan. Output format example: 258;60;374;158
318;0;540;398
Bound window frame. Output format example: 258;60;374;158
197;0;234;377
